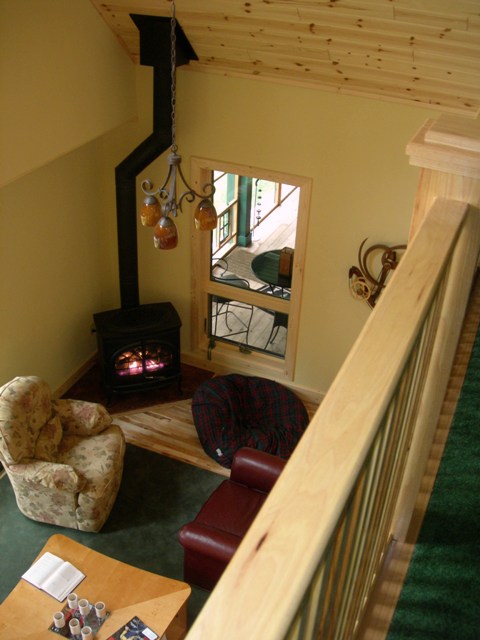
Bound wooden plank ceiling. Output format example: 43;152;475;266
90;0;480;117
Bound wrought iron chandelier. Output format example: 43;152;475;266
139;0;217;249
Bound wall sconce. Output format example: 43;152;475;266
349;238;406;308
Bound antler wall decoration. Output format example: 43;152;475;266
349;238;407;308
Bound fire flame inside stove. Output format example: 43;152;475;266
115;346;172;377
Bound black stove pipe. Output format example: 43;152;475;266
115;66;171;309
115;15;197;309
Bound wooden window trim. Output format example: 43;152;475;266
190;156;312;382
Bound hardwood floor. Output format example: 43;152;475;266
113;390;319;481
63;362;215;414
113;398;232;477
357;271;480;639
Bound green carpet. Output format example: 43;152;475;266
0;445;224;623
387;325;480;639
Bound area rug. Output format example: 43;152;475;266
387;320;480;639
222;247;260;284
0;444;224;623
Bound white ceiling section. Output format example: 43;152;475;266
90;0;480;117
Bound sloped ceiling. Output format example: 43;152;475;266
90;0;480;117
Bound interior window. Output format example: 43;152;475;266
209;172;299;358
191;158;311;380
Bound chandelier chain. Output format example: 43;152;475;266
170;1;177;152
139;0;218;246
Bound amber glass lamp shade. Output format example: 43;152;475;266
140;196;162;227
194;198;218;231
153;216;178;250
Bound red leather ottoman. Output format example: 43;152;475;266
178;447;286;590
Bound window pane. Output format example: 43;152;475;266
251;179;276;223
209;173;297;362
209;296;288;358
212;250;292;298
219;208;231;244
210;177;298;303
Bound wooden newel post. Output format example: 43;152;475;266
406;114;480;240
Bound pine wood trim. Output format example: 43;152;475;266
189;156;312;383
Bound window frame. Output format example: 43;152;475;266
212;172;239;254
190;157;311;381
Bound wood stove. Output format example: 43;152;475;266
93;302;182;400
92;17;195;400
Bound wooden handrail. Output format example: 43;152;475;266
185;198;480;640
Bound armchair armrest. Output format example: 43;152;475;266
9;459;86;492
178;522;241;563
53;399;112;436
230;447;287;493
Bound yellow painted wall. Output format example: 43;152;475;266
135;67;436;391
0;0;138;391
0;2;437;395
1;141;114;387
0;0;136;187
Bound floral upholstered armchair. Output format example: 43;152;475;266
0;376;125;532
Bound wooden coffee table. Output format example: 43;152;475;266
0;534;191;639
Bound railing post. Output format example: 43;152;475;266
390;116;480;542
406;114;480;240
